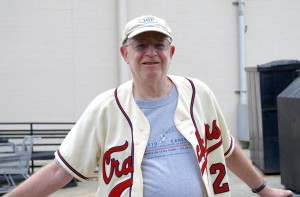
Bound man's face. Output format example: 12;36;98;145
120;31;175;83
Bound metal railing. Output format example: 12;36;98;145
0;122;75;173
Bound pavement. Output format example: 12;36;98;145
48;149;291;197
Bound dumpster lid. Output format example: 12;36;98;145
257;59;300;72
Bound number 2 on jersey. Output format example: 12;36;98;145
210;163;229;194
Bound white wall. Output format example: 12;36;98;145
0;0;119;122
1;0;300;140
245;0;300;66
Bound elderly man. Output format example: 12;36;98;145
4;15;293;197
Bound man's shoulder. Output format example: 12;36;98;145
169;75;211;92
89;80;133;109
86;88;116;111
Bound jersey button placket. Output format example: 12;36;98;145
135;125;145;145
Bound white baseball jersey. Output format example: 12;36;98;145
55;75;235;197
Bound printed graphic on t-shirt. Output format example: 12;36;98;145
144;125;194;159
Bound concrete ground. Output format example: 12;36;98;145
49;149;293;197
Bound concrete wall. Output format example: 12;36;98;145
1;0;300;140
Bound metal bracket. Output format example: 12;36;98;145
232;1;245;6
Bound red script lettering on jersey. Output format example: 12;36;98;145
205;120;221;140
102;141;133;185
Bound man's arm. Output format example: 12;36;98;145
4;160;74;197
225;144;293;197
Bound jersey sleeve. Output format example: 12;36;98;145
54;92;112;181
208;89;235;158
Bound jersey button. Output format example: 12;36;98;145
139;126;144;131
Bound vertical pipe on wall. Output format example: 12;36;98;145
236;0;249;142
118;0;129;84
238;0;247;105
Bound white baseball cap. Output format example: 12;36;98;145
121;15;172;44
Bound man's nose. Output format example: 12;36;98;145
145;44;157;55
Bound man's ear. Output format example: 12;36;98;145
120;46;129;64
169;45;175;59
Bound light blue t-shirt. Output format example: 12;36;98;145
135;85;203;197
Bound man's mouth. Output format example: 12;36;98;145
142;62;160;65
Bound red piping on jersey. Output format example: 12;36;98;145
224;135;234;156
186;78;208;174
57;150;88;180
114;88;134;197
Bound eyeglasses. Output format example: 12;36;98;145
125;39;171;52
